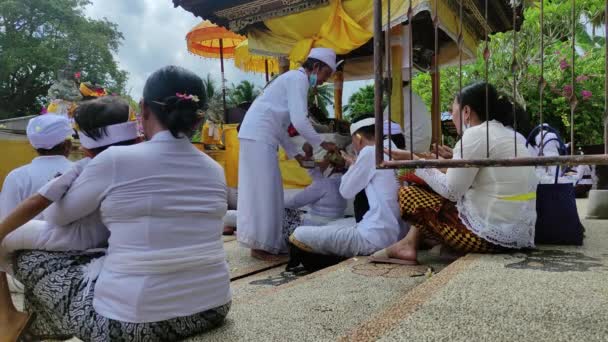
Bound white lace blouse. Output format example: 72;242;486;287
415;121;538;248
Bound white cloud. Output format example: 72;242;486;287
86;0;368;111
86;0;266;99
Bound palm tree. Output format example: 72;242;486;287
227;80;261;107
202;74;219;103
308;83;334;121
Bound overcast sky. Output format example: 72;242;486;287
85;0;370;115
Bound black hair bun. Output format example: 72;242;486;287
143;66;207;138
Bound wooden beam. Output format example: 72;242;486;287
333;70;344;120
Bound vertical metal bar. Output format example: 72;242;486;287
265;59;269;83
408;0;413;159
605;0;608;154
458;0;463;158
484;0;490;157
570;0;577;155
539;0;545;154
219;38;227;122
433;0;440;159
373;0;384;165
512;1;518;156
385;0;392;159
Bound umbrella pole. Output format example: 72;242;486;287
265;59;269;84
220;38;227;122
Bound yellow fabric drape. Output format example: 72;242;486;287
223;124;239;188
285;0;373;64
0;139;37;186
213;124;312;189
234;40;280;74
278;149;313;189
202;122;224;146
249;0;479;69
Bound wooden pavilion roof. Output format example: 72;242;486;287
173;0;522;37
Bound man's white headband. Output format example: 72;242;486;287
78;121;139;149
350;118;376;136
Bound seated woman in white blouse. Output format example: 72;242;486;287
8;66;232;341
372;82;538;265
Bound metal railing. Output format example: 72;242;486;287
374;0;608;169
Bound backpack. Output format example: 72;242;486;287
526;124;568;156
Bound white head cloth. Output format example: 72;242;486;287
350;118;376;136
78;121;139;149
383;120;402;136
307;47;339;72
26;114;73;149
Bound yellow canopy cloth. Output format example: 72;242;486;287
248;0;478;69
234;40;280;74
186;20;245;58
285;0;372;64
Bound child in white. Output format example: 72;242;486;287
285;162;346;226
0;158;110;273
290;117;407;257
0;98;139;274
223;155;347;229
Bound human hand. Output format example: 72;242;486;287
384;148;417;161
295;154;315;168
302;143;314;159
431;144;453;159
340;150;356;166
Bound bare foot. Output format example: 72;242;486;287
385;241;418;263
0;311;30;342
251;249;284;262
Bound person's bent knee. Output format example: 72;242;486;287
289;233;315;253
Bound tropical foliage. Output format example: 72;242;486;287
227;80;260;107
412;0;606;146
343;85;375;122
0;0;127;119
309;83;334;120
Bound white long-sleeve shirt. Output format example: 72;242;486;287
238;68;322;158
43;131;231;323
415;120;538;248
383;87;432;153
285;168;346;220
339;146;405;250
0;156;72;220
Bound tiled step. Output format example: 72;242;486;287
187;252;451;342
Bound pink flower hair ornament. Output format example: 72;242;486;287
176;92;200;103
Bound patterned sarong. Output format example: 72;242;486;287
13;250;230;341
399;185;499;253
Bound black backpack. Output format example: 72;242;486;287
526;124;568;156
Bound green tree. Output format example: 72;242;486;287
0;0;127;119
227;80;260;107
343;85;375;122
309;83;334;119
412;0;606;146
202;74;219;102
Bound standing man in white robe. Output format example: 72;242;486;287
237;48;340;259
0;115;73;219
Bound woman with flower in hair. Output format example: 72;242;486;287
5;66;231;341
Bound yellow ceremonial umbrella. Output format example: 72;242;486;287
234;40;280;83
186;20;246;119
